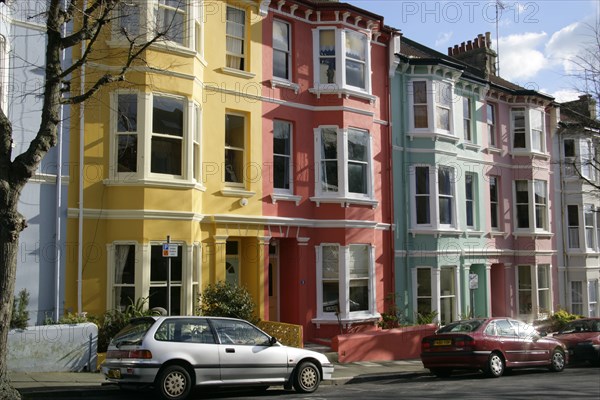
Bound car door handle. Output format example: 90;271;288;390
225;348;235;353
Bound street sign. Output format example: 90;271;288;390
469;273;479;290
162;243;178;257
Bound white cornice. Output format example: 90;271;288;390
67;208;205;222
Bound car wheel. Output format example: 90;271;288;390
485;352;504;378
549;349;565;372
293;361;321;393
157;365;192;400
430;368;452;378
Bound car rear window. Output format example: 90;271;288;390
112;318;155;347
561;320;600;333
437;320;484;333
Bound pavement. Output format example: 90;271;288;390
9;358;429;398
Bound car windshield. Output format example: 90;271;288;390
560;319;600;334
437;320;484;333
112;317;155;347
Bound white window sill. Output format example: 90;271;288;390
106;39;197;58
463;142;481;152
270;193;302;205
484;147;502;154
219;67;256;79
409;228;461;237
103;178;201;190
270;79;300;94
487;231;509;238
510;150;550;160
220;188;256;198
308;87;376;104
511;231;553;238
465;230;484;237
310;196;378;209
407;131;460;144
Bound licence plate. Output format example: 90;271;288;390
107;369;121;379
434;339;452;346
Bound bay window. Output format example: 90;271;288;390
112;1;203;52
316;244;375;320
313;28;371;94
511;107;546;154
435;81;452;131
537;265;551;315
413;81;428;129
440;267;457;325
415;166;430;225
563;138;576;177
518;265;553;318
534;180;548;230
113;244;136;311
582;140;593;179
111;91;197;183
518;265;532;315
589;280;598;316
438;166;454;226
416;268;432;317
409;79;455;136
314;127;373;202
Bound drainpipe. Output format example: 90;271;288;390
54;0;68;322
557;125;569;309
77;0;88;315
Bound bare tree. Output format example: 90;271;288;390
0;1;173;397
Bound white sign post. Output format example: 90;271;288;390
162;236;178;315
469;273;478;318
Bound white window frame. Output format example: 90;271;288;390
462;96;473;142
516;264;553;320
513;179;549;233
585;204;595;250
273;19;292;81
273;119;293;194
225;5;246;71
224;112;246;187
563;138;576;177
439;266;458;325
489;175;500;230
409;164;458;231
313;126;375;202
567;204;580;249
107;243;138;311
149;93;186;179
537;264;551;316
582;139;594;180
107;241;197;315
192;102;202;183
465;172;476;229
311;27;372;95
407;79;455;138
413;267;434;319
510;106;546;155
487;102;497;148
315;244;377;322
571;281;583;315
589;280;599;317
156;0;188;46
113;90;140;178
435;80;453;134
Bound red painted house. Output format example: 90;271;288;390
260;0;399;342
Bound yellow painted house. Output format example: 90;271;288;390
65;1;269;319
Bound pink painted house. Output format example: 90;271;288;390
260;0;399;342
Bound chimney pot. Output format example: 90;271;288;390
467;40;473;51
448;47;453;56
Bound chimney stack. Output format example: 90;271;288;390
447;32;497;77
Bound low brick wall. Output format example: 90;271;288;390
8;323;98;372
257;320;303;348
332;324;437;363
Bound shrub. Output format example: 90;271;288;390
416;310;438;325
534;309;582;334
378;293;402;329
197;281;258;323
10;289;30;329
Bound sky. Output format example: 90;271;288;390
347;0;600;103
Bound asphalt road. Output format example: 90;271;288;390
21;366;600;400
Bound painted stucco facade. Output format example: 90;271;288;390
393;34;559;325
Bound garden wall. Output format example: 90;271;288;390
332;324;437;363
8;323;98;372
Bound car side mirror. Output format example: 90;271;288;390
269;336;278;346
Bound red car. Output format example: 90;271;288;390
421;318;567;378
553;318;600;366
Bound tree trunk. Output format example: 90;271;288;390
0;203;25;399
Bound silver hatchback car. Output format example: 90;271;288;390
101;316;334;400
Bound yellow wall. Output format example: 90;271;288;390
65;1;267;319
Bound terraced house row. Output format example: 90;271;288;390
2;0;598;344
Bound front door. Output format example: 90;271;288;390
268;241;279;321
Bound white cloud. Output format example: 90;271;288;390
497;32;548;80
435;31;453;48
545;19;595;74
549;89;583;103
